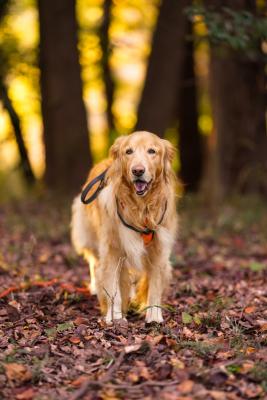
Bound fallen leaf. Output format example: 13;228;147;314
248;262;266;272
56;321;74;332
69;336;81;344
177;379;194;394
127;370;140;383
182;312;193;324
240;362;254;374
170;358;185;369
209;390;226;400
74;317;88;325
4;363;32;385
244;306;256;314
124;343;142;353
246;347;256;354
71;375;89;387
244;383;263;398
16;388;35;400
260;323;267;332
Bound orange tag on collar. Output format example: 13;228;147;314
141;231;154;245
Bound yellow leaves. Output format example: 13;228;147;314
246;347;256;355
170;358;185;370
100;388;121;400
182;312;193;324
4;363;32;386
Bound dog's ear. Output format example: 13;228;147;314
109;136;127;159
162;139;176;179
162;139;176;163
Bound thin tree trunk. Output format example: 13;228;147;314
0;80;35;184
178;20;203;192
135;0;189;137
38;0;92;193
0;0;35;184
99;0;115;146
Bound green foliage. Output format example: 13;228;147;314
201;313;221;329
249;362;267;391
248;261;266;272
182;311;193;324
45;322;74;338
186;5;267;55
226;364;242;374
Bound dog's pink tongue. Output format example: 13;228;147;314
135;181;147;192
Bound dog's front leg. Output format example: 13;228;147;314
145;261;171;324
97;255;125;324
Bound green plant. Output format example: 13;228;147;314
186;5;267;55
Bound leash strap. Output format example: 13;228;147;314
81;168;109;204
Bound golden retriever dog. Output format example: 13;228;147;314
71;131;178;323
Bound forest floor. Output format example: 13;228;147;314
0;196;267;400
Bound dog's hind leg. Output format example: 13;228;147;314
120;266;131;316
84;250;97;295
71;196;98;295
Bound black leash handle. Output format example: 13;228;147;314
81;168;109;204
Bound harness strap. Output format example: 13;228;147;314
116;197;167;242
81;168;109;204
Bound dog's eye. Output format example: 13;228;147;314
125;148;133;155
147;148;156;154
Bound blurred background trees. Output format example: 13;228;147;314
0;0;266;198
38;0;92;192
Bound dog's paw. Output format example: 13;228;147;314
89;283;97;295
145;307;163;324
105;310;123;325
105;316;127;325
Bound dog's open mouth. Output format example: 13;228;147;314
133;179;150;196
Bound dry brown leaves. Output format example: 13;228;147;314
0;199;266;399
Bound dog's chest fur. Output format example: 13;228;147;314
99;184;155;270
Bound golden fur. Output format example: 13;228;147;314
71;131;178;323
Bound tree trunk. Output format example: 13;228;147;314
178;20;203;192
0;80;35;184
135;0;189;137
210;51;267;197
207;0;267;197
38;0;92;193
99;0;115;146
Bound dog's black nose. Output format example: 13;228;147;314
132;165;145;177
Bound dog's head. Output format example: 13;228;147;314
110;131;176;196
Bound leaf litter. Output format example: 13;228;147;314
0;197;266;399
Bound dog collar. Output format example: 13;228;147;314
116;197;167;246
